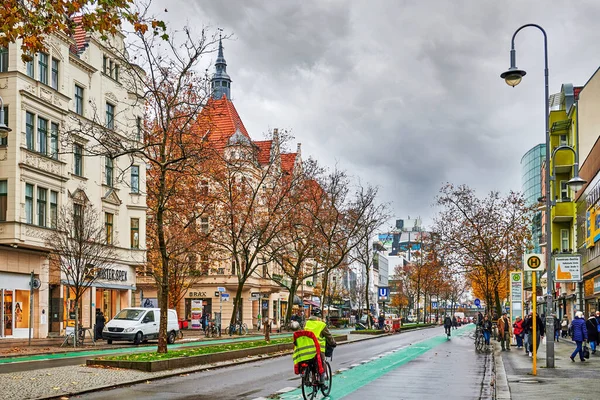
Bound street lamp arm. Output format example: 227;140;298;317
550;144;578;163
510;24;548;52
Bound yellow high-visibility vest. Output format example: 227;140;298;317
304;319;326;351
293;335;318;365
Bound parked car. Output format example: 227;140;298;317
103;307;180;345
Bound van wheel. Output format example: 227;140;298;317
107;339;113;345
168;330;176;344
134;331;143;345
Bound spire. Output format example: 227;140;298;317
212;31;232;100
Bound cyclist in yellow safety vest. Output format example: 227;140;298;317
293;308;336;383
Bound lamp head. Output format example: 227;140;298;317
567;175;586;192
500;68;527;87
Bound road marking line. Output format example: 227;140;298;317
276;387;296;393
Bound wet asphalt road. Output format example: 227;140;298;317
73;324;492;400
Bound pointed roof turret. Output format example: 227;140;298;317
212;33;232;99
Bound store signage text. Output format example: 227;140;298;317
97;268;127;282
187;291;207;298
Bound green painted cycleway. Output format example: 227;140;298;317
0;333;294;365
279;324;473;399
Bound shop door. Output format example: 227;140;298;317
2;290;13;337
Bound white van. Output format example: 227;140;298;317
103;307;180;345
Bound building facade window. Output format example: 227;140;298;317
105;212;113;245
25;184;33;224
561;229;570;252
105;157;113;187
0;106;7;146
114;64;119;82
38;52;48;85
50;191;58;228
50;122;59;159
37;117;47;155
560;180;569;201
0;47;7;72
74;85;84;115
26;112;35;150
130;218;139;249
200;217;209;233
74;203;83;238
37;187;47;227
103;55;107;73
51;58;59;90
74;143;83;176
26;57;34;78
131;165;139;193
105;103;115;129
0;180;6;222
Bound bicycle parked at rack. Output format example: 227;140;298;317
225;320;248;336
205;320;219;338
61;326;87;347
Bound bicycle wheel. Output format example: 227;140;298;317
301;367;318;400
475;335;484;352
320;361;332;396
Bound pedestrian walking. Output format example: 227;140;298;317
201;312;208;333
452;316;458;330
443;314;452;338
586;313;598;354
570;311;588;362
497;312;512;351
257;312;262;332
554;315;561;342
513;316;524;348
561;316;569;338
94;309;105;341
522;314;532;354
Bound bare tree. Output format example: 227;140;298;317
46;202;117;347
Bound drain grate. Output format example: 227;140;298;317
516;379;541;384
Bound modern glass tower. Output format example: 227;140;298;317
521;143;546;253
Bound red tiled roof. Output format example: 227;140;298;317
69;15;89;55
198;96;250;150
281;153;297;172
254;140;272;165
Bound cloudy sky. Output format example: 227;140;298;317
154;0;600;226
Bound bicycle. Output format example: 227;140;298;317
474;325;485;352
61;326;86;347
205;320;219;338
299;349;333;400
226;321;248;336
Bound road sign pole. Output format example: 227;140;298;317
532;271;537;376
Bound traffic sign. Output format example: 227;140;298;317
221;293;230;302
217;287;226;292
524;254;545;271
378;287;389;300
474;298;481;307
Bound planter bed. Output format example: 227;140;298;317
87;334;347;372
350;329;386;335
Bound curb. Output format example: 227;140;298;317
41;333;386;400
492;343;511;400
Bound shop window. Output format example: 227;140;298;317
0;180;6;221
14;290;30;329
3;290;13;336
130;218;139;249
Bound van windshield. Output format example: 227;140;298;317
114;309;145;321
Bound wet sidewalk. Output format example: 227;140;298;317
495;337;600;400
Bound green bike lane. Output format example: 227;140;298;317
278;325;475;400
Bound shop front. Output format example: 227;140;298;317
60;265;135;334
0;272;33;338
184;290;212;329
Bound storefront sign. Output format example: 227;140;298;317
554;255;582;282
586;179;600;248
594;276;600;294
187;291;207;298
96;268;127;282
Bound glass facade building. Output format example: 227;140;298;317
521;143;546;254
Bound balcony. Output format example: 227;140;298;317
552;149;575;174
552;201;575;222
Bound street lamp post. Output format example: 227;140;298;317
500;24;586;369
500;23;554;368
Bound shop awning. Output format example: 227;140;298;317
304;300;320;308
293;295;303;305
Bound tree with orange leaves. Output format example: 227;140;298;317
432;184;533;316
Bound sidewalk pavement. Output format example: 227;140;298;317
0;331;385;400
495;337;600;400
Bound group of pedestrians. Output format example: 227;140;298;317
511;312;544;357
567;310;600;362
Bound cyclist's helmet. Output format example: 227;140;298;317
312;308;322;318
